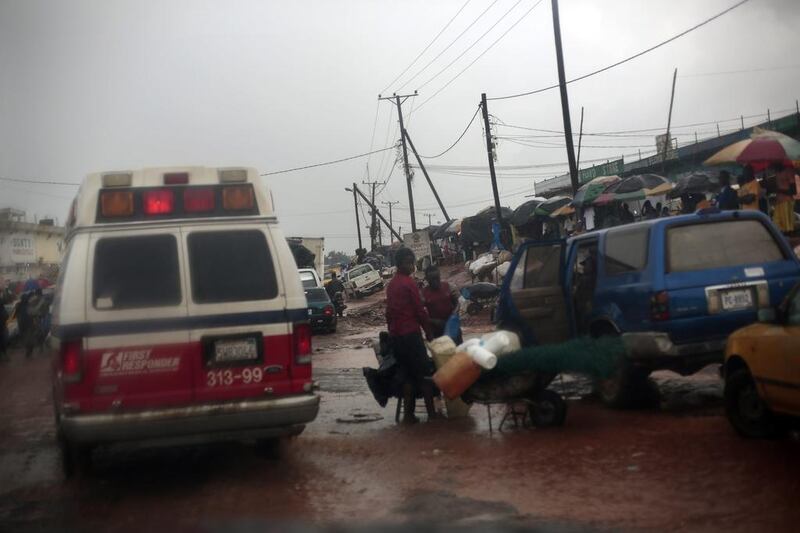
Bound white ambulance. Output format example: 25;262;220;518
51;167;319;476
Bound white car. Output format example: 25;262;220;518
343;264;384;299
298;268;322;289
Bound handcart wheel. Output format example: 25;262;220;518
529;389;567;428
466;302;481;315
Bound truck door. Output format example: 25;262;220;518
498;240;570;345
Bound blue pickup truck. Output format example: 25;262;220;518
496;209;800;407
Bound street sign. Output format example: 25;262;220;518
403;230;432;263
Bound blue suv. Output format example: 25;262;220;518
496;209;800;407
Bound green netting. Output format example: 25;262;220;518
489;336;625;379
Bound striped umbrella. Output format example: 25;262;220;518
704;127;800;171
592;174;672;206
534;196;572;216
571;175;621;206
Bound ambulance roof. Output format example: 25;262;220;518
68;166;274;231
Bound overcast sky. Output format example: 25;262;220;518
1;0;799;252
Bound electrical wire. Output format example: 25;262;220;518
380;0;473;95
679;64;800;78
260;146;396;176
0;176;79;186
415;0;544;111
364;101;381;180
488;0;752;101
416;0;525;92
418;105;482;159
395;0;502;93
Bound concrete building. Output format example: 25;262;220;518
0;208;66;283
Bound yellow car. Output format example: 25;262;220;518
724;282;800;438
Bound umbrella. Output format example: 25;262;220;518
475;205;513;220
550;204;576;218
572;175;621;206
592;174;672;206
704;127;800;171
534;196;572;216
510;199;545;226
667;173;720;199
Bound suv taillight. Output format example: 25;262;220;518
650;291;670;321
293;323;312;365
323;305;334;317
61;339;83;383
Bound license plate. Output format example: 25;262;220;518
308;308;313;316
214;338;258;362
721;289;754;311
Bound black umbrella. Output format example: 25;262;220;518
668;173;720;199
475;205;513;221
534;196;572;216
510;199;545;226
605;174;669;194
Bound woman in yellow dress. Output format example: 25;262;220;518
772;162;796;233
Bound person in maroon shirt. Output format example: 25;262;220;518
422;265;460;341
386;248;436;424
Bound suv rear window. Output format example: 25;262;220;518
667;219;785;273
93;234;181;309
188;230;278;303
299;271;317;288
605;226;649;275
305;288;329;303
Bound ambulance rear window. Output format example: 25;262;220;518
188;230;278;303
93;235;182;310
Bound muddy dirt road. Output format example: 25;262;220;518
1;291;798;531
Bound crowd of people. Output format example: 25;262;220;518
715;163;796;233
0;286;50;360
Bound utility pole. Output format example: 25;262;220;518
378;92;418;232
551;0;579;194
345;184;362;252
353;184;402;241
576;106;585;171
362;179;385;251
403;129;450;223
382;201;399;242
662;67;677;173
480;93;503;224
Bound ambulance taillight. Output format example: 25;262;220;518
143;189;175;215
61;340;83;384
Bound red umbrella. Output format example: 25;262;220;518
704;127;800;171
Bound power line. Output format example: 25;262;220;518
260;146;396;176
415;0;545;111
395;0;502;93
679;64;800;78
416;0;526;92
0;176;79;186
380;0;473;95
419;105;482;159
488;0;752;101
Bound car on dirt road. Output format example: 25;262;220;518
724;281;800;438
496;209;800;407
343;263;383;299
50;167;319;476
305;287;337;334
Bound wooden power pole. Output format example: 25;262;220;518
379;92;418;232
551;0;579;194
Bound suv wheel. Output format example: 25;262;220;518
725;368;781;438
596;364;657;409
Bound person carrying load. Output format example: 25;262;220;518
385;248;437;424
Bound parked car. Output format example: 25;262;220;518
496;209;800;407
306;287;337;334
343;263;383;299
298;268;323;289
723;281;800;438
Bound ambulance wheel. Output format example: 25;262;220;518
58;432;92;479
529;390;567;428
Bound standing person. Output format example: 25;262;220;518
24;289;46;357
0;296;8;360
772;162;797;233
716;171;739;210
385;248;437;424
325;271;345;300
422;265;460;342
619;203;634;224
642;200;657;219
16;293;32;358
736;167;760;211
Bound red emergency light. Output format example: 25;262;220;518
143;189;175;215
183;187;215;212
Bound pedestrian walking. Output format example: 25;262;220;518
385;247;437;424
716;171;740;210
772;162;796;233
736;167;760;211
422;265;460;342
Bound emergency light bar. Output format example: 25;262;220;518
97;184;258;221
101;172;133;188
